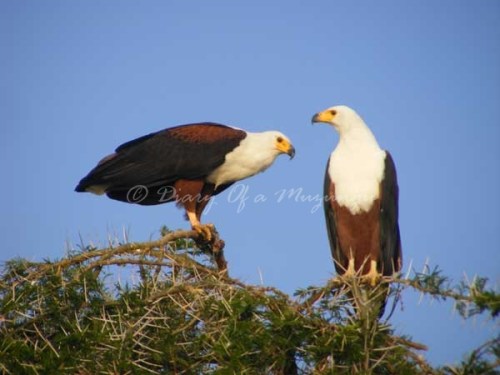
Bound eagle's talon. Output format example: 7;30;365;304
193;224;213;242
343;258;356;278
361;270;382;287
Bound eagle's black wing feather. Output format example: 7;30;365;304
379;151;402;276
324;157;348;275
75;123;246;194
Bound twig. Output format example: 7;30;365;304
22;229;229;282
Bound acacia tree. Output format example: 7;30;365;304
0;228;498;374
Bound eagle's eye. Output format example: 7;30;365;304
277;136;284;143
330;110;337;116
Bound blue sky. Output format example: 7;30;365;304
1;0;499;367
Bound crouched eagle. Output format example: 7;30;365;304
76;122;295;238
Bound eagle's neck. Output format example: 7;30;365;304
207;132;279;187
329;127;386;214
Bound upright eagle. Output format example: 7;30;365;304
312;105;402;287
76;122;295;238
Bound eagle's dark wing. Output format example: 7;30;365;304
324;157;349;275
379;151;402;275
75;123;246;194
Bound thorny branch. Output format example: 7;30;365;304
1;229;498;374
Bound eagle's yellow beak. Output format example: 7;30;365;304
311;110;335;124
276;138;296;159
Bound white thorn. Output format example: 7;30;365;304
258;267;264;285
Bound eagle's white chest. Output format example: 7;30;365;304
329;141;386;214
207;133;277;187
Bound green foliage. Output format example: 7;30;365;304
439;338;500;375
403;265;500;319
0;230;498;374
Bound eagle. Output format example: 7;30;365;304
312;105;402;290
75;122;295;238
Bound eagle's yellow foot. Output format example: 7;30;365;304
193;224;214;242
342;258;356;278
361;260;382;287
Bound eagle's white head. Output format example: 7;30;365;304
311;105;369;137
207;130;295;187
258;130;295;159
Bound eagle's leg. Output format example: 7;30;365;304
176;180;214;241
343;257;356;278
186;209;213;241
193;189;217;241
195;192;215;235
341;248;356;278
362;260;381;287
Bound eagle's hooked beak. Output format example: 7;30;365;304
311;113;321;124
276;138;296;160
311;110;335;125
